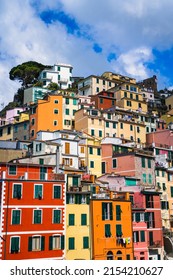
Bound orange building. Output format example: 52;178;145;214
90;191;134;260
0;162;65;260
29;94;63;140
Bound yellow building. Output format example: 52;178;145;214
0;123;13;140
113;82;148;113
78;134;102;177
66;191;91;260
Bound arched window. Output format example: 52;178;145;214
116;250;122;260
107;251;114;260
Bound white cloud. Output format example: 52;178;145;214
112;47;153;80
0;0;173;106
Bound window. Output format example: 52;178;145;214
141;157;145;168
97;148;101;155
140;231;145;242
0;128;3;137
96;87;99;92
112;159;117;168
13;184;22;199
116;224;122;237
73;109;76;115
10;237;20;253
28;236;45;251
53;185;61;199
102;202;113;220
54;120;57;126
89;147;93;154
90;161;94;168
137;126;140;133
54;109;58;114
12;210;21;225
69;194;75;204
83;237;89;249
65;109;69;115
31;118;35;125
31;130;34;137
69;214;75;226
73;99;77;105
107;113;111;120
33;210;42;224
120;123;123;129
65;142;70;154
142;174;147;183
36;143;42;152
81;214;87;225
171;186;173;197
53;210;61;224
9;165;16;175
96;78;99;83
102;162;106;174
105;224;111;237
148;174;152;184
113;122;116;129
40;166;47;180
68;237;75;250
14;125;18;133
116;205;121;221
54;100;58;104
100;98;103;104
7;126;11;135
49;235;64;250
91;129;95;136
148;159;151;168
34;185;43;199
99;130;102;137
133;231;139;242
130;125;133;131
106;121;109;128
124;92;127;98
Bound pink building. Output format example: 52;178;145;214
146;129;173;148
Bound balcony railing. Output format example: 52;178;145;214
148;240;162;248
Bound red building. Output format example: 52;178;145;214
90;91;116;110
0;162;65;260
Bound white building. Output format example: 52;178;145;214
39;62;73;89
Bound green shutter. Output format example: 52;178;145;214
83;237;89;249
105;224;111;237
35;185;42;198
116;205;121;221
140;231;145;242
11;237;19;253
13;184;21;199
148;159;151;168
171;187;173;197
144;212;149;222
69;237;74;250
116;224;122;237
12;210;20;224
66;194;70;204
141;157;145;168
86;195;90;204
69;214;75;226
61;235;65;249
54;210;61;223
49;236;53;250
41;236;45;251
54;186;61;199
102;203;106;220
110;203;113;220
81;214;87;225
136;213;140;222
28;237;32;251
34;210;41;224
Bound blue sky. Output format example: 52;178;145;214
1;0;173;106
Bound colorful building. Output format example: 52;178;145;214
0;162;65;260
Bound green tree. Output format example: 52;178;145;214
46;82;59;91
9;61;51;88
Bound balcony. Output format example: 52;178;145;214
148;240;162;248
